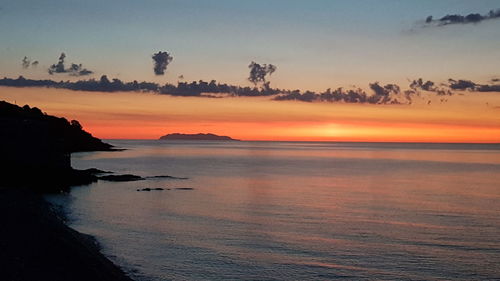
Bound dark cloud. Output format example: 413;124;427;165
248;61;276;87
2;75;499;105
275;83;412;105
274;90;319;103
410;78;452;96
48;53;93;76
48;53;66;74
423;9;500;27
317;88;368;103
448;79;477;90
160;80;279;97
435;88;453;96
22;57;40;69
0;75;158;92
152;51;173;75
367;83;407;104
22;57;31;69
409;78;436;91
477;84;500;92
446;78;500;92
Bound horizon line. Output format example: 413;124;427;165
102;138;500;145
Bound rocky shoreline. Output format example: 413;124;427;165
0;100;136;281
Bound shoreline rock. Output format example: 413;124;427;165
98;174;144;182
83;168;113;174
137;187;165;191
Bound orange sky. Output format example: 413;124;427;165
1;86;500;142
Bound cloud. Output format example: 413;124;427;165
448;79;477;90
409;78;436;91
21;57;39;69
477;84;500;92
248;61;276;87
409;78;452;96
152;51;173;75
446;78;500;92
22;57;30;69
317;88;368;103
368;82;402;104
48;53;93;76
48;53;66;74
274;90;319;102
1;75;498;105
423;9;500;27
274;83;412;105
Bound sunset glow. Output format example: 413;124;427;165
1;1;500;143
2;87;499;142
3;1;500;281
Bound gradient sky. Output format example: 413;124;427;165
2;87;499;142
2;0;500;90
1;0;500;141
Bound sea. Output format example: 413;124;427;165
46;140;500;281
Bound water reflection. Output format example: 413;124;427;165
50;141;500;280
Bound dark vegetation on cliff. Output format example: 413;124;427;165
0;100;115;192
0;100;134;280
0;100;113;152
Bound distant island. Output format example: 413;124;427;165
159;133;239;141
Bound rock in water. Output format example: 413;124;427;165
99;174;144;182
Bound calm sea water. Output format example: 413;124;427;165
46;140;500;280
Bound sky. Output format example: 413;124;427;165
1;0;500;142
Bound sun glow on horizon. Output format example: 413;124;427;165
1;86;500;143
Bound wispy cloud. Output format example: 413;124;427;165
48;53;93;76
422;9;500;28
447;78;500;92
21;56;39;69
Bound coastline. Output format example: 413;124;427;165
0;188;134;281
0;101;135;281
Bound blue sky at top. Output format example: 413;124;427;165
1;0;499;90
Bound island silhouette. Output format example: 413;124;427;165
159;133;239;141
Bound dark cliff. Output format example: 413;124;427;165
0;100;133;280
0;100;113;153
0;100;113;192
